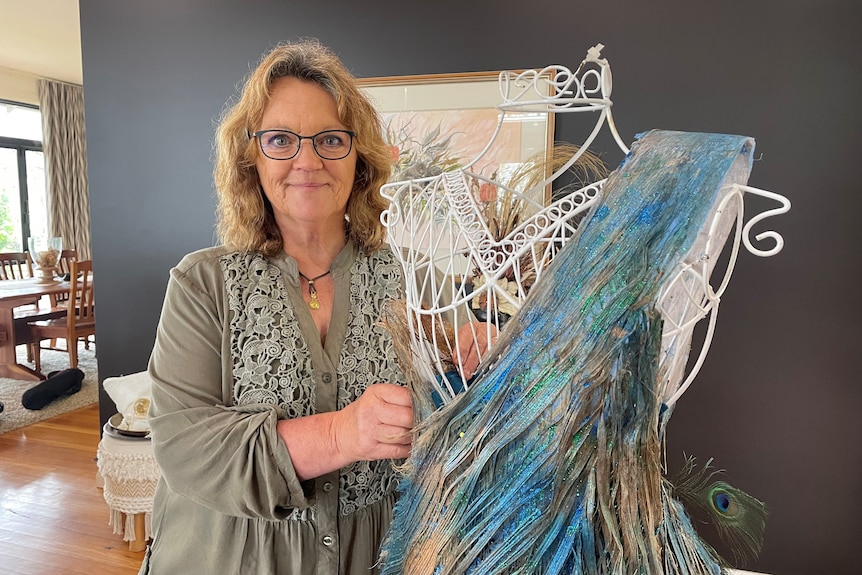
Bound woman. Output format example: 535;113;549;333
139;40;486;574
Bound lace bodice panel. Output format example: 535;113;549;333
222;249;407;515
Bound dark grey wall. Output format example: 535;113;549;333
80;1;861;573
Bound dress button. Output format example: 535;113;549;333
322;481;333;493
322;535;334;546
322;373;332;383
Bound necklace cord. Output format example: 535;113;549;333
298;269;332;310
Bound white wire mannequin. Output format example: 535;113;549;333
380;45;791;408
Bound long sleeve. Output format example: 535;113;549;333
147;249;309;519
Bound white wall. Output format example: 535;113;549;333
0;66;40;105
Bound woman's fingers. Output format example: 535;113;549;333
378;423;413;444
364;383;413;431
456;322;499;379
373;442;411;460
335;383;414;461
373;382;412;406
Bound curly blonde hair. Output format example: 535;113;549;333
214;39;392;255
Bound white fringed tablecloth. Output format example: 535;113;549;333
97;421;161;544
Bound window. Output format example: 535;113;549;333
0;100;49;251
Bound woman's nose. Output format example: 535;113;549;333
292;141;324;168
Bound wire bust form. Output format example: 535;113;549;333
380;45;789;409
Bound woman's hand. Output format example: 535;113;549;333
332;383;413;462
279;383;413;480
456;322;499;380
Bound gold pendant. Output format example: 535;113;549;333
303;274;326;311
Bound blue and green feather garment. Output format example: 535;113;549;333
379;130;760;575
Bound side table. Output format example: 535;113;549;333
96;419;161;552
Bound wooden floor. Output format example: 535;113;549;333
0;404;144;574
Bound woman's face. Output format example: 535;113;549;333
255;77;357;231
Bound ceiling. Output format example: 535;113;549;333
0;0;83;85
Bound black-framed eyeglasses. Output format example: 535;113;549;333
251;129;356;160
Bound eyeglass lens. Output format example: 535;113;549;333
255;130;353;160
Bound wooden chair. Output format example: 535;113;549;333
0;252;33;280
47;249;84;348
56;249;78;279
28;259;95;373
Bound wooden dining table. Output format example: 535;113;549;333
0;277;72;381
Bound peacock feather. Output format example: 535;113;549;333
379;130;767;574
670;457;768;567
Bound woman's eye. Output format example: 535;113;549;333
320;134;343;147
269;134;293;147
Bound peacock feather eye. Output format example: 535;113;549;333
714;492;730;512
710;484;740;516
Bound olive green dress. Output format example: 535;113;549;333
138;240;408;575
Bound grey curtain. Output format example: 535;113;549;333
38;79;91;260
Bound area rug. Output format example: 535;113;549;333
0;344;98;434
